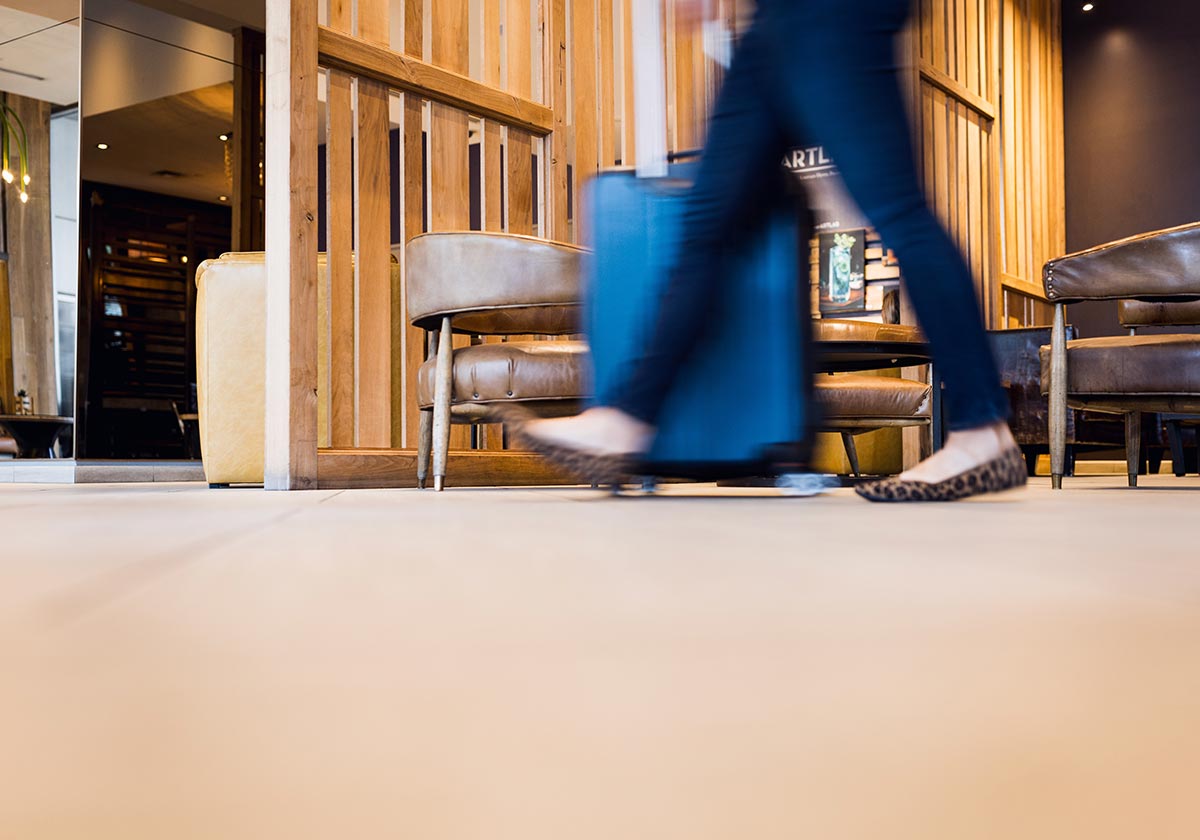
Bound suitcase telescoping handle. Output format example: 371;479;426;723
631;0;669;179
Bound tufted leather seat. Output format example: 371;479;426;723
811;319;924;344
407;232;589;490
816;374;930;419
1039;334;1200;403
416;341;590;408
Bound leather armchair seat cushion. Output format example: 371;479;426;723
407;232;586;334
815;374;931;419
417;340;590;408
1118;299;1200;327
1039;334;1200;395
0;435;18;456
811;319;925;344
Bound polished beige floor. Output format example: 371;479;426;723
3;476;1200;839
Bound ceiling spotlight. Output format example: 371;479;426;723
218;195;228;202
219;133;230;142
1082;3;1094;10
181;255;189;264
97;142;109;150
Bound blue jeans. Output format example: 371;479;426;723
611;0;1008;433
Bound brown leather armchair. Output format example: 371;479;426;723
1118;299;1200;477
1040;221;1200;488
406;232;590;491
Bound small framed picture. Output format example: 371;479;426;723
817;229;866;315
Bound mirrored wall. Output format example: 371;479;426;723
74;0;264;459
0;1;78;457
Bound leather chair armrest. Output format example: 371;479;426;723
1042;220;1200;303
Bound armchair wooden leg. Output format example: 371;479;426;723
840;432;862;477
1049;303;1068;489
1125;411;1141;488
432;317;454;492
417;408;433;489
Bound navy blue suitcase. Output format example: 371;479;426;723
584;165;813;479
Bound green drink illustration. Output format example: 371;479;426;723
829;232;856;304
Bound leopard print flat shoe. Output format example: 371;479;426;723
855;446;1028;502
495;405;636;486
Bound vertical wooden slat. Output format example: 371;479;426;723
264;0;319;489
548;0;570;240
483;0;504;232
571;0;598;241
326;0;354;449
673;5;697;151
599;0;616;166
354;0;394;447
431;0;474;450
400;0;426;449
507;0;535;234
621;0;636;166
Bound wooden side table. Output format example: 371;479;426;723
0;415;74;458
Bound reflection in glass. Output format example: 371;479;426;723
75;0;264;459
0;1;80;457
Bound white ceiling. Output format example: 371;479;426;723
0;5;81;105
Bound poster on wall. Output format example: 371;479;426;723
782;145;869;232
817;229;867;315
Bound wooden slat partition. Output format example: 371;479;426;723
261;0;1064;488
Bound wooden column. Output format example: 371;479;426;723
4;94;57;417
264;0;320;489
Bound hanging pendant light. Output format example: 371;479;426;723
0;103;32;201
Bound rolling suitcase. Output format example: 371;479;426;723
582;2;812;481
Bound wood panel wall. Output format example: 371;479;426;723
911;0;1063;329
997;0;1064;322
265;0;1062;487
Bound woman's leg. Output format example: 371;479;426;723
761;0;1016;484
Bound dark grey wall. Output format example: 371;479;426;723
1062;0;1200;336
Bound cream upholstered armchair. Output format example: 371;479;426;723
195;251;402;486
406;232;590;491
1040;221;1200;488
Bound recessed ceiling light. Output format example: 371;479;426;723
97;143;109;150
181;255;189;264
218;195;228;202
219;133;230;141
1082;3;1094;10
